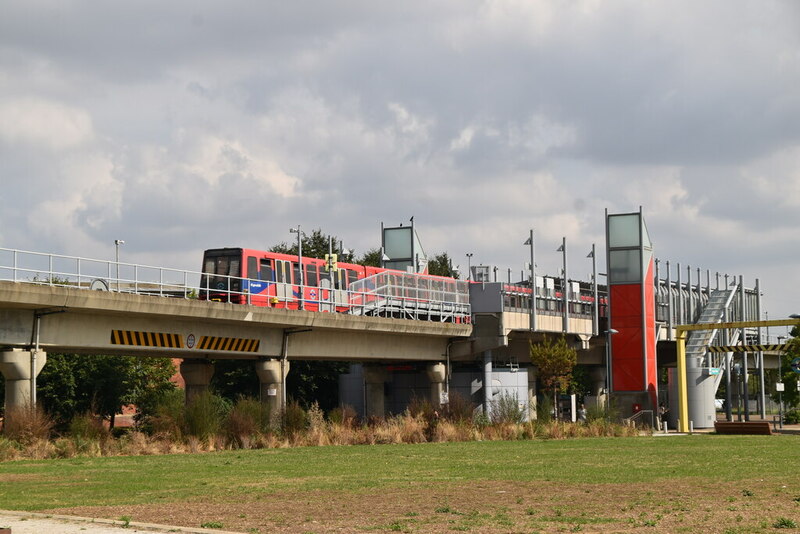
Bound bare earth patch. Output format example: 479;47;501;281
45;477;800;533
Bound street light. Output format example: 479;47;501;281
466;253;473;281
114;239;124;291
605;328;618;405
289;226;304;310
524;230;537;331
557;238;568;332
778;335;786;428
587;244;597;336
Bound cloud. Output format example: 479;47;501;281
0;97;93;150
0;1;798;317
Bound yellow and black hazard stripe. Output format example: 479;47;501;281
708;344;787;353
197;336;260;353
111;330;184;348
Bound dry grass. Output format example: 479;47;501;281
1;406;642;461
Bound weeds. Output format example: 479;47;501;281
0;394;643;461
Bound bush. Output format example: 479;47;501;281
184;391;229;440
328;405;358;427
145;388;186;438
283;400;307;437
536;395;554;424
2;404;53;444
783;408;800;424
69;412;110;441
491;392;526;425
442;391;475;423
224;397;266;447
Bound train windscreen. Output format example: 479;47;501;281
201;249;243;293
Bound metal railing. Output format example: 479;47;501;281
348;271;471;322
0;247;471;323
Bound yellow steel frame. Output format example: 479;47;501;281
675;318;799;433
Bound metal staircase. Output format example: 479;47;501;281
684;286;739;366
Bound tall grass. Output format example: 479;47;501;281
0;395;643;461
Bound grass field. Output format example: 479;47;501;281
1;435;799;533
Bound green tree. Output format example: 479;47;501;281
271;228;355;262
771;326;800;409
358;248;382;267
37;354;175;430
529;335;578;417
427;252;460;278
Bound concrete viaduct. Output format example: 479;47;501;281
0;279;603;418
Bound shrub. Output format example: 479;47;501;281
2;404;53;444
491;392;526;425
442;391;475;423
536;395;554;424
143;388;185;438
224;397;265;447
783;409;800;425
328;405;358;427
283;400;307;437
184;391;229;440
69;412;110;442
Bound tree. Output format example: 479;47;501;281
37;354;176;430
427;252;460;278
271;228;355;262
771;326;800;409
359;248;382;267
529;335;578;418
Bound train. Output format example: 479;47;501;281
199;247;471;321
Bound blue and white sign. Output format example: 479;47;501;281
791;357;800;374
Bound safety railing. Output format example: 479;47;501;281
347;271;471;322
0;247;471;323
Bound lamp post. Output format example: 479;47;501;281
114;239;124;291
587;244;598;336
557;237;568;332
778;335;786;428
289;226;304;310
524;230;536;331
466;253;473;281
605;328;618;408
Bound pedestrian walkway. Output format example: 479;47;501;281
0;510;241;534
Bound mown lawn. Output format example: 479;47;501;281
2;435;799;533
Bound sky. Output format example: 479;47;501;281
1;1;799;326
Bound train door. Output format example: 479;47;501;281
334;268;349;310
306;263;320;311
319;266;334;312
275;259;292;307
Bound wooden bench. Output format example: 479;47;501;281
713;421;772;435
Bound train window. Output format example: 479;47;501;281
292;262;300;285
247;256;258;280
260;259;274;281
348;270;358;287
307;264;319;286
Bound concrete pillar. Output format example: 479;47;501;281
0;349;47;412
483;350;493;417
254;359;289;416
426;362;446;407
179;359;214;404
527;366;538;420
363;365;387;418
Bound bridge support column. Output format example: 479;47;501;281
483;350;493;417
180;359;214;404
0;349;47;413
255;359;289;417
426;362;446;407
527;367;538;420
589;367;608;408
363;365;386;418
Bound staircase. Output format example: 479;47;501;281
684;286;739;367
